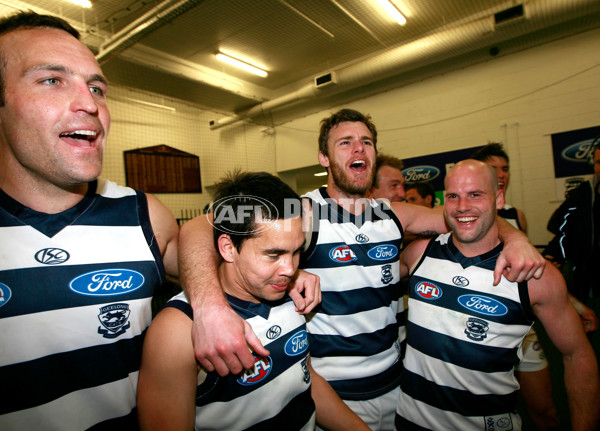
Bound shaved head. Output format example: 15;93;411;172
445;160;499;194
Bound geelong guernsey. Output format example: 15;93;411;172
165;292;316;430
301;187;405;400
396;233;534;431
498;204;523;231
0;179;165;431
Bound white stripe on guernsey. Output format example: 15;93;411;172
1;372;138;431
396;389;521;431
195;359;315;429
1;298;151;366
96;179;137;198
403;344;518;395
311;345;399;381
416;256;520;301
307;305;397;337
245;302;307;346
0;225;155;270
308;265;401;293
309;218;399;244
408;298;531;349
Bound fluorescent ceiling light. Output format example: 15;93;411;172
216;53;267;78
375;0;406;25
64;0;92;7
314;172;328;177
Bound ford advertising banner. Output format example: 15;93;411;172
550;125;600;200
401;146;481;205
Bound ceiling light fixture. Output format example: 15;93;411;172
314;172;328;177
375;0;406;25
63;0;92;8
216;53;267;78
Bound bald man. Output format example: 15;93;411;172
395;160;600;431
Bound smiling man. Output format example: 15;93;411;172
395;160;600;430
0;12;178;430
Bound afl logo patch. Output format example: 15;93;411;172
238;355;272;386
367;244;398;261
458;295;508;316
35;248;70;265
452;276;469;287
329;245;357;262
70;269;145;297
415;281;442;300
0;283;12;308
266;325;282;340
284;330;309;356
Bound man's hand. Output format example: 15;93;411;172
192;301;269;376
570;294;599;333
493;240;546;285
289;270;322;314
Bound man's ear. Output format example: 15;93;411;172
496;189;505;211
217;234;236;263
318;151;330;168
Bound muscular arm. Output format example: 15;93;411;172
530;265;600;430
146;194;179;279
391;202;545;284
137;308;197;431
179;214;266;375
309;358;370;431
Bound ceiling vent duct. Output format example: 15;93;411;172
315;72;337;88
494;4;527;27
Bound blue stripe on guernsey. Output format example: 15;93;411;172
301;187;404;400
164;292;316;430
395;414;431;431
396;233;533;430
0;333;144;414
401;369;518;416
407;322;519;373
0;179;164;430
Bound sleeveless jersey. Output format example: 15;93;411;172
498;204;522;231
165;292;316;430
0;179;165;431
395;233;534;431
301;187;405;400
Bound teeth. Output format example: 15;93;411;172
458;217;477;222
350;160;366;167
61;130;97;138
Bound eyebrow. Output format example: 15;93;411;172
25;63;109;86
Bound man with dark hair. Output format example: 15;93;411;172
370;153;406;203
405;181;435;208
137;171;369;431
395;160;599;431
0;11;179;429
179;109;545;429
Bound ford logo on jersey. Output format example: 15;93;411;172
238;355;272;386
367;244;398;261
0;283;12;309
329;245;357;262
561;139;595;163
402;165;440;182
69;269;145;296
415;281;442;300
285;330;309;356
457;294;508;316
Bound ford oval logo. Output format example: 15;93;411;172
415;281;442;300
284;330;309;356
561;140;594;163
402;165;440;182
69;269;145;296
0;283;12;309
367;244;398;261
237;355;272;386
329;245;357;262
457;294;508;316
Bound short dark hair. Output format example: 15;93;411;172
405;181;435;207
373;154;404;188
212;170;301;252
318;108;378;156
471;142;509;164
0;11;80;106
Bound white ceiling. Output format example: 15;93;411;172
1;0;599;128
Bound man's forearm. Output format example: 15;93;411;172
564;352;600;430
496;215;526;242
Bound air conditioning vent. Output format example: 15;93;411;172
315;72;337;88
495;4;525;27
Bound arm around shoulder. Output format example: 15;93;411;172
146;193;179;279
